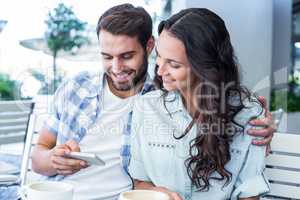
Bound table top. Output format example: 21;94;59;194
0;153;22;200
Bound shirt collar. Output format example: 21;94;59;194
140;74;155;95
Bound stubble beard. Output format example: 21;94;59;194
107;55;148;92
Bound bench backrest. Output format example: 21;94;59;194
0;100;34;145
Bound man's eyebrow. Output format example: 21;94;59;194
100;52;111;56
120;51;136;55
100;51;136;56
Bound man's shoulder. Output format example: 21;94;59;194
233;96;263;127
231;96;264;145
51;71;104;112
72;71;103;85
56;71;104;96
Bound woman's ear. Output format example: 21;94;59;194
146;36;155;56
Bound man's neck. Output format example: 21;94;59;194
107;77;146;99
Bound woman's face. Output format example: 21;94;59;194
156;30;192;92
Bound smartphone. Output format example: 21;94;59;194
271;108;284;126
64;152;105;166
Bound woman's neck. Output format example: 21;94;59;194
180;89;198;117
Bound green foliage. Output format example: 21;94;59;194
271;89;300;112
45;3;88;92
45;3;89;55
0;73;18;100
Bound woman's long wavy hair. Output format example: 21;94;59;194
154;8;256;191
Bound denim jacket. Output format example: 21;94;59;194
129;90;270;200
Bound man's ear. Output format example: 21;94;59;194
146;36;155;56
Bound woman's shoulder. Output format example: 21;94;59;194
135;90;180;115
140;89;164;98
137;89;169;106
233;96;264;128
230;96;264;146
134;90;164;112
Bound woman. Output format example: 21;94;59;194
128;8;270;200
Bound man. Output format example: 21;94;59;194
31;3;275;200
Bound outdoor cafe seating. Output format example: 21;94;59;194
0;97;300;199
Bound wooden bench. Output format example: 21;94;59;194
20;95;53;186
263;132;300;199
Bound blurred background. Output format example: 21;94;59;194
0;0;298;133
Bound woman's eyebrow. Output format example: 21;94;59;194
155;47;184;65
167;58;184;65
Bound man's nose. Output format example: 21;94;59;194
112;58;123;73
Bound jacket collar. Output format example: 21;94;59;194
163;91;186;115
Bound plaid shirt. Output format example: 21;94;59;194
44;71;155;179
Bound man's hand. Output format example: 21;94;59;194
49;140;88;175
247;96;276;154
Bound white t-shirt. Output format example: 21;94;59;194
63;79;135;200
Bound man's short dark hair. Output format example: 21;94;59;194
96;3;153;49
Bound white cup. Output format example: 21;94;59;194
20;181;74;200
119;190;171;200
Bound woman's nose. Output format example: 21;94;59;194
157;59;167;76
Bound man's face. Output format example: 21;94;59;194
99;30;148;91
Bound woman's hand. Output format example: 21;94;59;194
151;186;183;200
133;180;183;200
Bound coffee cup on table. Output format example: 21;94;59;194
19;181;73;200
119;190;171;200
